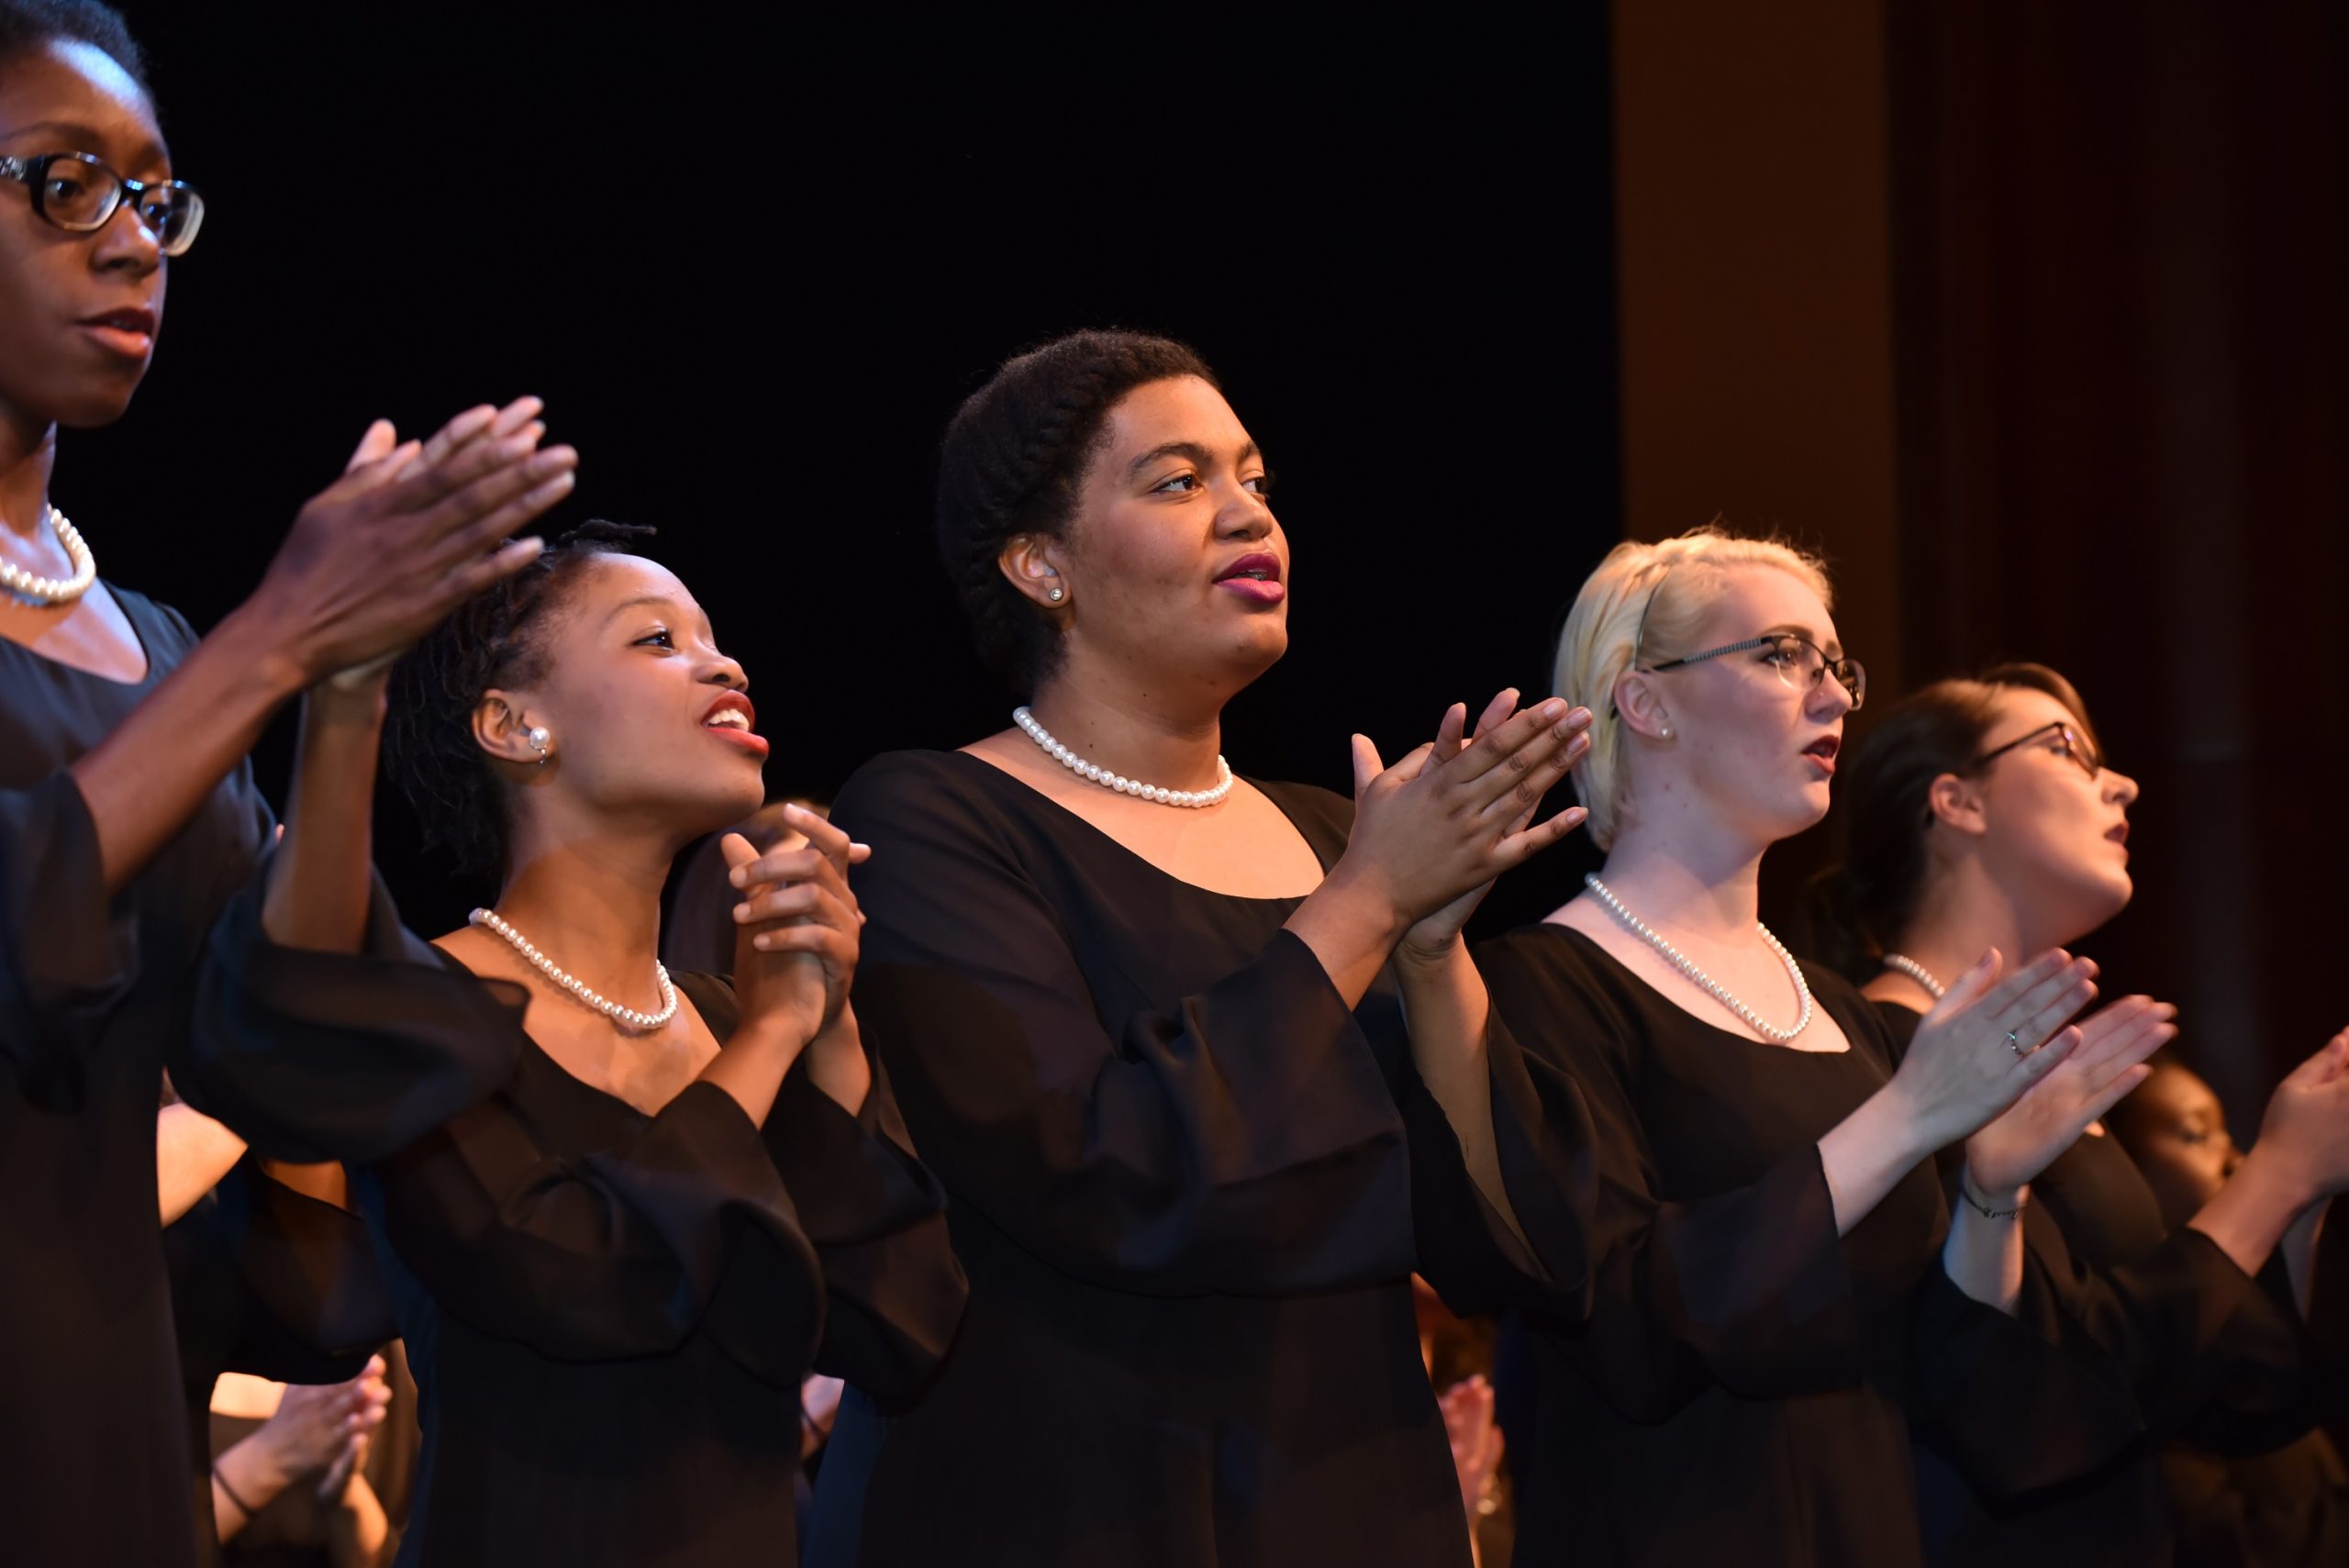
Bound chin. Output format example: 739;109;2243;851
54;377;146;429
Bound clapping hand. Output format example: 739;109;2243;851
725;804;868;1053
1965;994;2177;1195
1890;950;2100;1151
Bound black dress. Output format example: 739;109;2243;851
195;895;967;1568
1874;1000;2332;1568
807;750;1594;1568
1;589;273;1568
1476;923;2141;1568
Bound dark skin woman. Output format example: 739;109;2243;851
194;523;966;1565
0;6;571;1563
807;331;1599;1567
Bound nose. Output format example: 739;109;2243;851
700;651;748;692
1807;671;1856;720
1214;481;1275;542
89;195;162;278
2106;768;2141;807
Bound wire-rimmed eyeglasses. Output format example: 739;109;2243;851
1972;720;2101;780
1644;632;1866;709
0;150;204;256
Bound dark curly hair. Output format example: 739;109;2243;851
0;0;147;88
1806;662;2103;982
384;520;656;885
935;328;1219;693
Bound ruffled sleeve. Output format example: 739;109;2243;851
831;752;1414;1297
182;867;526;1162
0;772;139;1084
1475;928;1868;1421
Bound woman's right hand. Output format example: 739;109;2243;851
1335;691;1586;933
2245;1029;2349;1204
259;1357;390;1493
1889;949;2100;1151
244;397;578;686
723;807;866;1051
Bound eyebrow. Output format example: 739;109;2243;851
604;594;687;626
1126;439;1262;479
0;120;168;172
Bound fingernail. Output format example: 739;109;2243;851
852;842;872;854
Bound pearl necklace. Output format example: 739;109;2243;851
1012;706;1234;808
0;506;96;606
469;907;679;1031
1881;952;1946;999
1582;873;1814;1042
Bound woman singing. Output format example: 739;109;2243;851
1818;662;2349;1564
196;522;967;1565
808;329;1599;1566
1476;529;2170;1565
0;6;570;1562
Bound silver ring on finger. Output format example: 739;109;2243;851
2006;1029;2024;1057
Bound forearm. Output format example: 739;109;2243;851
2188;1151;2314;1282
1816;1086;1938;1237
697;1021;808;1126
158;1103;248;1224
1393;941;1525;1247
328;1473;390;1568
74;601;306;896
2281;1196;2330;1318
1285;864;1408;1009
1941;1182;2028;1315
211;1426;296;1542
262;676;388;953
799;1012;873;1117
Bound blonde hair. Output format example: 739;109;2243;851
1554;526;1834;849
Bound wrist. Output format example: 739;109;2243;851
1318;858;1413;949
1870;1075;1954;1170
2232;1147;2321;1221
219;593;324;698
1958;1169;2029;1218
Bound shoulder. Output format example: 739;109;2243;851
106;583;200;663
833;749;999;828
1249;776;1353;860
1475;922;1645;1062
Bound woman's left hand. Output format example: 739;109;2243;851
1397;691;1593;963
1965;994;2177;1197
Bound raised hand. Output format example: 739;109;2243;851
1339;690;1590;939
2244;1029;2349;1203
1397;692;1595;958
1965;994;2176;1195
1888;950;2100;1151
1438;1373;1505;1527
248;395;577;686
725;806;865;1051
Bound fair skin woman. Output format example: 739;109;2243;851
1557;562;2168;1308
974;373;1595;1229
1865;683;2349;1293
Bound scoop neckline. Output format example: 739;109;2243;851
0;579;160;689
1526;918;1855;1056
931;747;1333;905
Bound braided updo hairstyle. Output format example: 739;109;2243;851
1808;662;2103;981
936;329;1219;693
384;520;656;884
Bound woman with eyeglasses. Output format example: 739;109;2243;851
1;6;572;1564
1475;528;2170;1566
1812;662;2349;1566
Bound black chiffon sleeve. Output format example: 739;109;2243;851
0;771;139;1081
182;865;527;1162
831;753;1416;1297
369;1073;825;1385
1476;931;1885;1421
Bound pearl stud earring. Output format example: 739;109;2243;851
1048;587;1065;603
528;726;551;764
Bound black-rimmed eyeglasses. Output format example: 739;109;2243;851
0;150;204;256
1972;720;2101;780
1644;632;1866;709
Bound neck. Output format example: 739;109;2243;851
489;818;680;997
0;405;59;539
1025;662;1229;795
1587;811;1772;940
1892;858;2045;990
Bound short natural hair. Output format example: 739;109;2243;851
1553;525;1834;849
0;1;147;88
934;328;1219;694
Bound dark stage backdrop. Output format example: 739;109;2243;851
84;8;1620;936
